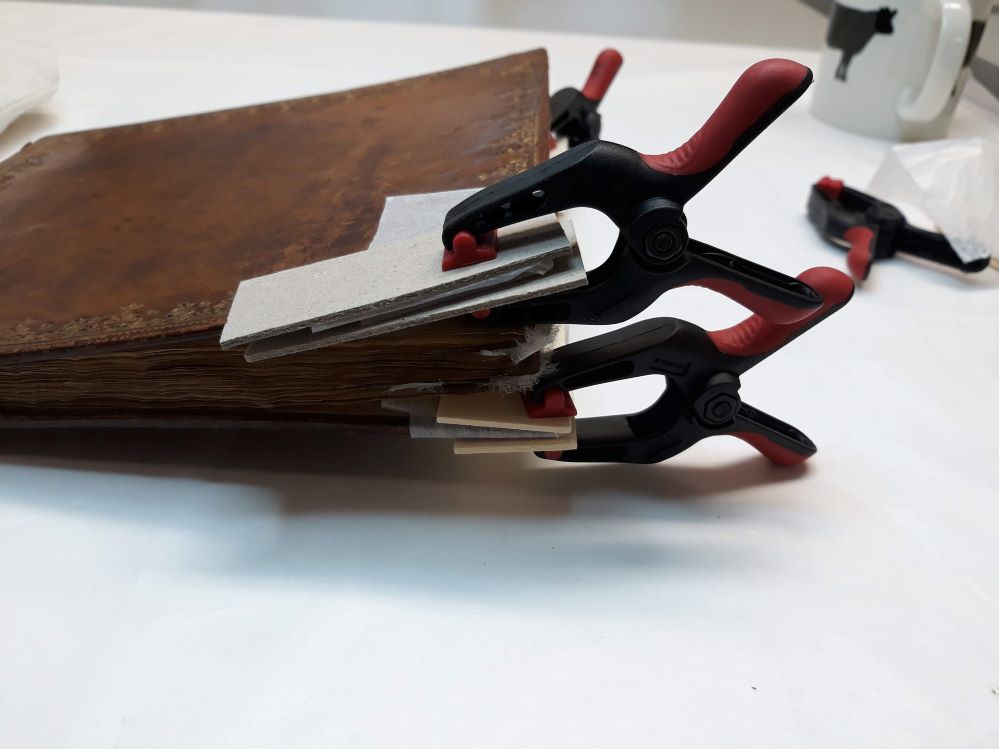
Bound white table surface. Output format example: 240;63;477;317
2;3;998;747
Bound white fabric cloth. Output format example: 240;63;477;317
0;37;58;133
867;138;999;261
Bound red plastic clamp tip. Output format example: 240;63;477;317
523;387;578;419
731;433;811;466
843;226;874;281
815;176;844;201
443;230;498;271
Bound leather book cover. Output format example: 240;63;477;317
0;50;550;427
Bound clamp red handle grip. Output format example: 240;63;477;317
708;266;854;359
581;48;624;102
684;276;815;325
641;58;812;178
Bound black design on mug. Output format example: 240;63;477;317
827;4;898;81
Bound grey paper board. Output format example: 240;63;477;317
221;191;581;351
243;252;584;361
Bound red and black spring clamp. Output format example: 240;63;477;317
549;49;623;148
527;268;851;464
807;177;992;280
442;59;855;465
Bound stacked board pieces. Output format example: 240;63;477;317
382;397;560;440
221;190;586;362
382;392;577;454
440;392;576;454
436;391;572;434
452;423;577;454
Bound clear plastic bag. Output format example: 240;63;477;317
866;138;998;263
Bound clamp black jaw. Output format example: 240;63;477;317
549;49;623;148
550;88;605;149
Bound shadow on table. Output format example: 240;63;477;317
0;426;804;515
0;111;60;155
0;427;807;596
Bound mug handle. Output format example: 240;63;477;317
897;0;971;122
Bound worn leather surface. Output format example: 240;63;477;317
0;50;549;359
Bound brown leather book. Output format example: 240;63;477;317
0;50;550;429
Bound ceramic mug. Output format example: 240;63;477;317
811;0;993;140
